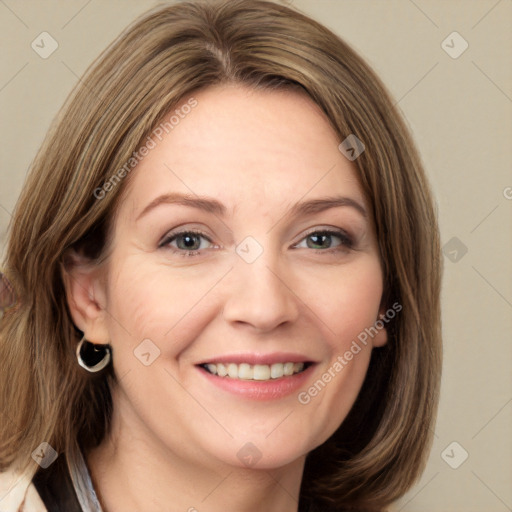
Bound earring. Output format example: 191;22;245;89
76;336;111;373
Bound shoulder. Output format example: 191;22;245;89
0;468;47;512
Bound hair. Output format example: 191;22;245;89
0;1;442;510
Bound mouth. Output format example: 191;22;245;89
198;361;312;381
195;352;317;400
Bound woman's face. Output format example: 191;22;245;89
87;85;386;471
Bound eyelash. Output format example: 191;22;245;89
159;228;354;258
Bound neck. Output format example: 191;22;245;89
87;390;305;512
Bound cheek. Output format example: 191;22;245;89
294;258;383;439
302;256;384;351
106;268;164;339
103;255;225;367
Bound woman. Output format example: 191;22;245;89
0;0;442;511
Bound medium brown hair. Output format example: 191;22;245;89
0;1;442;510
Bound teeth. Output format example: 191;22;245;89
227;363;238;378
270;363;284;379
253;364;271;380
217;363;228;377
238;363;252;379
283;362;295;376
202;362;306;380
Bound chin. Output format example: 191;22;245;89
201;431;315;472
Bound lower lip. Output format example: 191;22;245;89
196;364;315;401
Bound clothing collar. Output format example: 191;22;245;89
67;443;103;512
32;443;103;512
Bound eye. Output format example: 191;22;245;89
159;228;354;257
159;230;215;256
294;229;353;252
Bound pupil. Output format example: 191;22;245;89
309;234;330;249
180;234;200;250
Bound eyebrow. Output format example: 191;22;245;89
137;193;226;221
288;195;367;219
136;192;367;221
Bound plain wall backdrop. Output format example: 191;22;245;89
0;1;511;511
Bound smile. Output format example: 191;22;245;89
201;362;308;381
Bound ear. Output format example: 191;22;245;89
61;251;110;345
372;304;389;348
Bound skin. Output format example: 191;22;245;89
64;84;387;512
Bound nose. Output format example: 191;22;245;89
222;250;300;333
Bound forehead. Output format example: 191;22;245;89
121;84;366;218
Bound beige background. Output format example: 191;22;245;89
0;1;511;511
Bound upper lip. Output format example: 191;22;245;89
197;352;317;366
